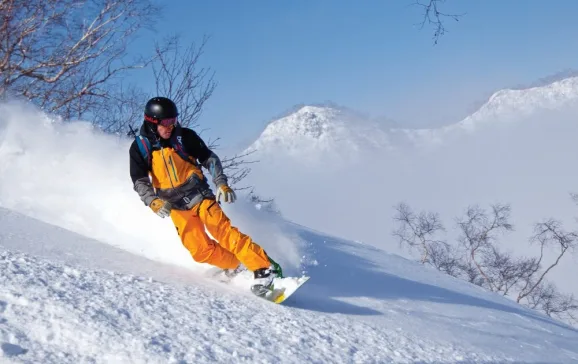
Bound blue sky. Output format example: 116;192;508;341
130;0;578;149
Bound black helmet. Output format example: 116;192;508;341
144;97;179;122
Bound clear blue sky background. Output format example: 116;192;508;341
130;0;578;149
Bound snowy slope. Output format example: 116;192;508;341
2;207;578;363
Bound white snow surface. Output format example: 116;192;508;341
1;208;578;363
1;95;578;362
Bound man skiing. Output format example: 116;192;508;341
128;96;281;296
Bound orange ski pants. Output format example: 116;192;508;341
170;198;270;271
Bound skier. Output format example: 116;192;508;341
128;96;281;296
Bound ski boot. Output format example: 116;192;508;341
250;257;283;297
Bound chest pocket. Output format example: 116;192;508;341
150;147;203;189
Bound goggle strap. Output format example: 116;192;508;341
144;114;177;126
144;114;157;123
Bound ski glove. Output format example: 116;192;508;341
216;184;236;204
150;198;172;218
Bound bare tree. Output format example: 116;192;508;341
413;0;464;44
483;248;539;296
525;281;578;324
455;204;514;291
206;137;277;208
210;137;257;189
517;219;578;302
394;200;578;326
456;204;578;324
392;202;471;277
427;242;465;278
393;202;448;264
95;84;148;135
151;35;216;129
1;0;157;119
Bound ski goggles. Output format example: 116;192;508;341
144;114;178;127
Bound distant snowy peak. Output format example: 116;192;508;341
395;76;578;146
453;76;578;131
247;76;578;155
260;105;340;141
245;105;391;158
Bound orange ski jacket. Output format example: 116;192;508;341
129;124;228;210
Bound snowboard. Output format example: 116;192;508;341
260;275;310;304
204;267;309;304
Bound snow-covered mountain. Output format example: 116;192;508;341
440;75;578;133
246;76;578;155
245;105;395;162
2;93;578;362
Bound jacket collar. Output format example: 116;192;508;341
139;122;181;147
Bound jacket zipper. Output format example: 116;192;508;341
160;147;177;187
159;146;190;206
168;156;179;182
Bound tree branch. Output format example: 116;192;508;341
413;0;464;44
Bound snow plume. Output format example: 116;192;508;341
0;100;304;272
215;198;305;274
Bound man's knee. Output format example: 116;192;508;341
189;243;216;263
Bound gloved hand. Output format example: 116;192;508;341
150;198;172;218
216;184;236;204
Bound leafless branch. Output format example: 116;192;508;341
219;149;259;188
152;35;217;129
517;219;578;302
393;202;447;264
456;204;513;291
525;281;578;325
1;0;157;119
394;198;578;326
428;242;465;278
413;0;464;44
483;248;539;296
94;83;147;134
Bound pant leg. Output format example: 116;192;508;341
171;207;240;270
197;199;271;271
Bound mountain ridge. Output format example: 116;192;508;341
245;75;578;155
